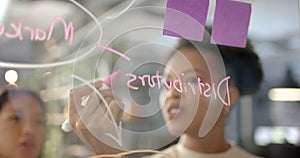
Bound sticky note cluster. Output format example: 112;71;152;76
163;0;252;48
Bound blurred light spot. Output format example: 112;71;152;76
272;127;286;144
255;126;300;146
4;70;18;83
286;127;300;145
254;126;271;146
0;0;9;21
268;88;300;101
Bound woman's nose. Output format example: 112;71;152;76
23;121;35;135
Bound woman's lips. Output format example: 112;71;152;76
167;103;183;120
20;139;35;150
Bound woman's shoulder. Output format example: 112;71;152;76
142;145;179;158
142;144;263;158
229;145;263;158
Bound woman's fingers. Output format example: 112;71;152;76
71;86;123;125
67;81;125;155
80;89;114;117
104;100;124;123
68;89;81;130
72;80;103;97
69;80;104;127
95;89;114;113
69;79;123;129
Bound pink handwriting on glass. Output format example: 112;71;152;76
126;70;231;106
0;16;74;45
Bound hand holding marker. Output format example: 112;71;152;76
61;70;122;133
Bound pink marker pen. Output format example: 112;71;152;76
61;70;121;133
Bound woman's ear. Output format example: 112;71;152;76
223;86;240;115
228;86;240;108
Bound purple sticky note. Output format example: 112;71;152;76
211;0;251;48
163;0;209;41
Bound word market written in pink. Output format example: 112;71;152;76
0;16;74;45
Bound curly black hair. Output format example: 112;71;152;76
174;39;263;96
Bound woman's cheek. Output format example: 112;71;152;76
159;93;166;108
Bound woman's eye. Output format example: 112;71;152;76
186;76;204;83
165;80;171;85
186;78;198;83
162;79;173;89
9;115;21;122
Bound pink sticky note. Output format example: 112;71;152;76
163;0;209;41
211;0;251;48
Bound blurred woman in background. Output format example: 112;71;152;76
0;89;46;158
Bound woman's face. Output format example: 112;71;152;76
0;93;46;158
160;48;219;136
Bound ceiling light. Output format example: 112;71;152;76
268;88;300;101
4;70;18;83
